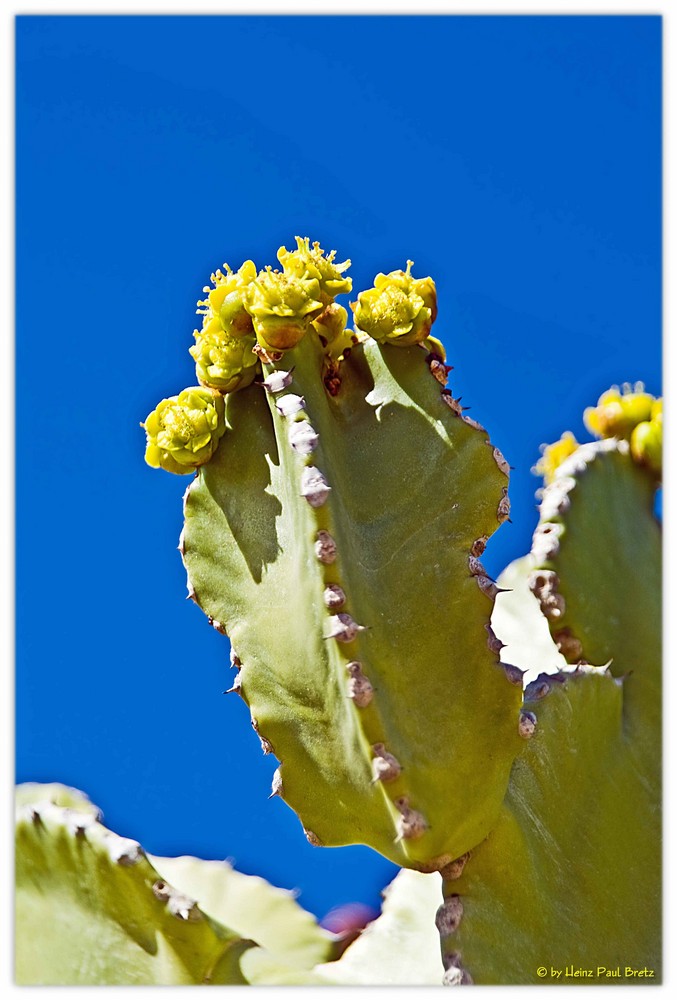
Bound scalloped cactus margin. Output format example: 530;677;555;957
15;784;260;984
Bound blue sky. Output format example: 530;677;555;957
15;14;661;920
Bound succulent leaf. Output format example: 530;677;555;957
150;854;334;971
530;438;661;748
436;670;661;983
182;326;522;870
312;868;444;985
15;784;256;984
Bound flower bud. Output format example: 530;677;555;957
143;388;226;475
630;408;662;476
352;260;437;347
196;260;257;339
423;334;447;361
190;319;259;393
277;237;352;304
583;383;655;440
243;268;324;351
312;303;355;361
532;431;579;484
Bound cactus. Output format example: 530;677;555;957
141;242;660;983
13;782;449;986
433;390;661;983
15;783;257;984
15;239;660;985
167;240;524;874
15;782;341;985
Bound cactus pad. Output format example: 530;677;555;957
432;420;662;983
435;668;661;983
15;783;337;985
182;314;523;870
15;784;254;984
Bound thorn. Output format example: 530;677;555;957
275;393;305;417
346;661;374;707
300;466;331;508
324;583;346;609
289;420;319;455
261;368;294;394
253;343;283;365
269;768;283;799
442;956;474;987
394;797;428;841
107;836;144;866
371;743;402;783
501;663;524;685
227;670;243;694
315;530;337;564
440;852;471;881
519;710;537;739
524;675;552;701
476;575;510;601
435;895;464;936
325;614;367;643
485;623;505;655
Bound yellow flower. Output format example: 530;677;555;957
143;388;226;475
352;261;437;347
583;383;655;440
243;268;324;351
533;431;579;484
277;237;352;304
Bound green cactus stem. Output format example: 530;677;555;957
159;240;526;873
435;667;660;983
529;435;661;748
15;783;338;986
430;401;661;983
15;784;257;984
